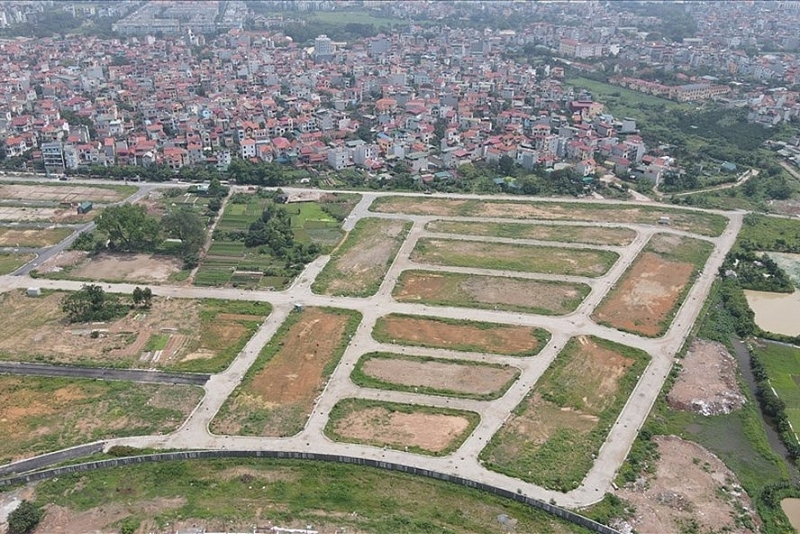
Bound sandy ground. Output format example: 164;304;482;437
426;220;637;246
0;227;72;248
361;356;518;396
68;253;183;283
0;184;124;203
667;339;746;416
331;406;471;453
376;315;544;356
393;271;585;314
592;252;694;336
615;436;759;534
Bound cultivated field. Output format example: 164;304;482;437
592;233;713;336
0;375;202;463
211;307;361;437
0;290;270;373
325;399;479;455
481;336;649;491
392;270;590;315
313;218;411;297
0;183;134;203
411;238;618;277
751;340;800;431
46;252;184;283
0;252;34;275
426;220;637;246
0;226;73;248
352;352;520;399
372;196;728;236
373;314;550;356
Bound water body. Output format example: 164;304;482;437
744;290;800;337
781;498;800;531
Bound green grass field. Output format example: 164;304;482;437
753;341;800;432
425;220;637;246
0;252;33;274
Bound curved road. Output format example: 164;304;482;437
0;177;743;510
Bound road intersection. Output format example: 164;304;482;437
0;179;743;510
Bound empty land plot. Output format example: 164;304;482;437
0;184;133;203
211;307;361;437
592;233;713;336
373;314;550;356
352;352;519;400
0;290;270;373
0;252;34;275
411;238;617;277
0;375;202;463
426;220;636;246
372;196;728;237
393;270;590;315
313;218;411;297
0;226;73;247
60;252;183;283
480;336;649;491
325;399;479;455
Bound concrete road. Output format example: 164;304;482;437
0;182;743;509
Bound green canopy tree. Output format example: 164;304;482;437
161;209;205;256
95;203;162;252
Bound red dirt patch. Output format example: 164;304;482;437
615;436;759;534
667;339;746;415
592;252;694;336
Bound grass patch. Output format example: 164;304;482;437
426;220;637;246
481;336;649;492
0;375;202;464
0;226;73;247
325;398;480;456
373;313;550;356
211;307;361;437
351;352;520;400
31;458;592;533
411;238;618;277
371;196;728;237
313;218;411;297
735;213;800;254
144;333;170;352
0;252;33;274
751;340;800;432
392;270;590;315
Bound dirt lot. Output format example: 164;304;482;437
0;184;125;203
0;290;258;370
0;227;73;248
667;339;746;416
426;220;637;246
615;436;759;534
359;355;519;397
392;270;588;315
592;252;694;336
32;498;186;534
373;197;726;236
314;218;409;296
67;252;183;283
328;403;473;453
212;308;353;437
373;314;547;356
412;238;617;277
0;376;202;462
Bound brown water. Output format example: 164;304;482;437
781;498;800;531
744;290;800;337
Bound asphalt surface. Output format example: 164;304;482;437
0;175;743;508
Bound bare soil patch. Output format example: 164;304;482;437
0;376;201;462
35;250;87;273
615;436;758;534
373;314;548;356
667;339;746;416
393;270;588;315
67;252;183;283
592;252;694;336
313;218;410;297
426;220;637;246
412;238;616;277
0;227;72;247
211;307;356;437
0;184;125;203
358;354;519;397
327;401;476;454
35;497;186;534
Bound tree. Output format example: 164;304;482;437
61;284;127;323
95;204;162;252
7;501;44;534
142;287;153;308
132;286;144;307
498;155;515;176
161;209;205;256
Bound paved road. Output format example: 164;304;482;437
0;361;209;386
0;179;743;509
